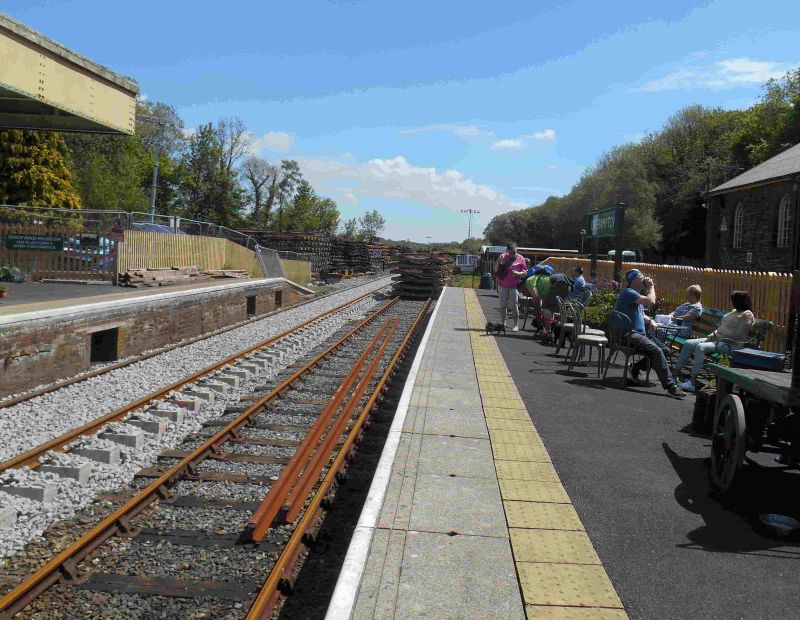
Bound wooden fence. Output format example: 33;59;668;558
281;259;312;285
544;257;792;353
118;230;262;277
0;224;115;281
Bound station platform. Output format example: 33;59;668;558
0;278;265;320
329;288;625;619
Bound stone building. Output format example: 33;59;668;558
706;143;800;272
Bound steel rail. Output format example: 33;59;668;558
0;297;400;619
0;286;389;474
246;317;399;539
0;278;390;411
246;299;431;619
282;318;400;523
245;320;392;538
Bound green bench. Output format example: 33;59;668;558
663;307;773;369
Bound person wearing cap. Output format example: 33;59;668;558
613;269;685;399
494;241;528;331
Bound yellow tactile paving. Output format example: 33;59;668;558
495;460;559;482
517;563;624;609
483;407;531;421
510;529;601;564
486;418;539;432
504;501;585;530
492;441;552;462
490;429;545;446
526;606;628;619
463;289;627;618
499;479;572;503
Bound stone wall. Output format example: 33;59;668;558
0;280;307;397
714;181;794;271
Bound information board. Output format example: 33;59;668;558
585;207;622;238
4;233;64;251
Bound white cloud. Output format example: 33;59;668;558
531;128;557;141
636;57;796;92
250;131;295;153
400;124;488;139
300;155;526;221
181;127;196;139
492;129;557;150
492;138;525;150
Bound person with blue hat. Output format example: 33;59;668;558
613;269;685;399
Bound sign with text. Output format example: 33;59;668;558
585;207;622;238
4;233;64;252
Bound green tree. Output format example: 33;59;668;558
342;218;358;238
240;156;277;226
180;123;243;226
63;134;149;211
283;180;339;233
358;209;386;241
0;130;81;212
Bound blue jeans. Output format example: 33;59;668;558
674;338;722;377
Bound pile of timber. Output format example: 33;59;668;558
120;266;249;287
392;253;453;300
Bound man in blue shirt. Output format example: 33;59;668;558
613;269;685;399
568;266;586;299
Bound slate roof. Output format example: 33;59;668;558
711;143;800;195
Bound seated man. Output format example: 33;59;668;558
567;266;586;300
613;269;685;399
655;285;702;338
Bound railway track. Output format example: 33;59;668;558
0;297;430;618
0;282;389;474
0;276;389;412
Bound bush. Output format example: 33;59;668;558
584;287;618;329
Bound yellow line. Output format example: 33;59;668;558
465;290;627;617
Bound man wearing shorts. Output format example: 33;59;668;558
494;241;528;331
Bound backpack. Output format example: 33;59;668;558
496;255;513;279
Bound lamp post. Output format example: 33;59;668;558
580;228;586;253
460;208;480;287
136;114;169;223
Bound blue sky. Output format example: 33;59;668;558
5;0;800;241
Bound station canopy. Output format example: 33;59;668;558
0;13;138;134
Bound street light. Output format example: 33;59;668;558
136;113;169;223
460;208;480;287
580;228;586;253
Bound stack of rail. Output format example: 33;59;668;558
392;252;453;300
241;231;330;275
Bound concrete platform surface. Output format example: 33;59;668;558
329;288;624;620
0;278;263;319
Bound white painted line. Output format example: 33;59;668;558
0;277;285;326
325;288;447;620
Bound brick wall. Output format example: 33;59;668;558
716;181;794;271
0;280;307;397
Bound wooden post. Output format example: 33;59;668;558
590;237;598;279
613;203;626;284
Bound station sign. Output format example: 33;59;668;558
585;207;623;238
3;233;64;251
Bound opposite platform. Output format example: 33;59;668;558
328;288;626;619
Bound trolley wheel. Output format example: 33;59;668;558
709;394;746;494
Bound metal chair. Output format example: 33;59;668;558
602;311;651;385
567;301;608;377
554;296;573;356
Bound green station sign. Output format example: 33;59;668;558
4;233;64;251
585;207;623;238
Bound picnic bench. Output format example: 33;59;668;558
661;307;773;372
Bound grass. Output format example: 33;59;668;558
450;273;481;289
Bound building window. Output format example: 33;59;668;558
777;194;792;248
733;202;743;249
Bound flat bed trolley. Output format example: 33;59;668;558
708;363;800;493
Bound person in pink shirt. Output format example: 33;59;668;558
494;241;528;331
